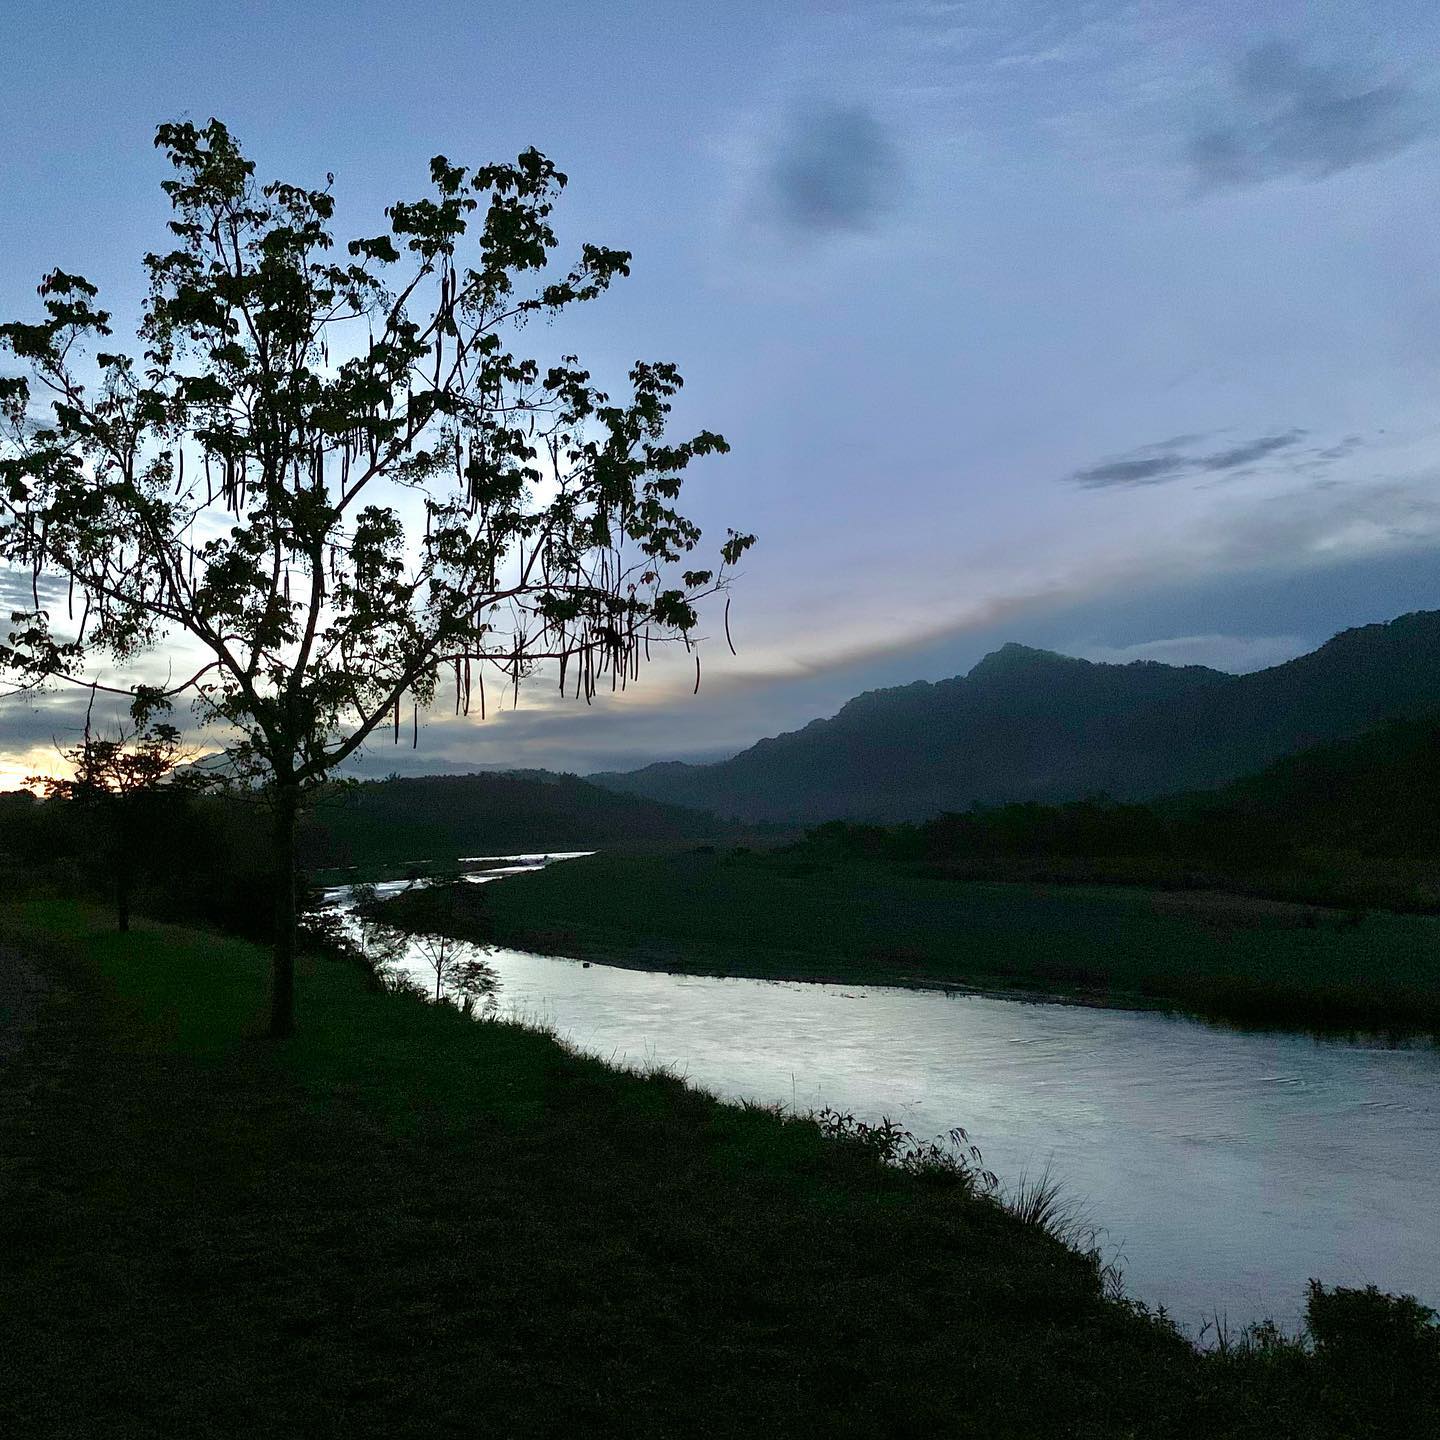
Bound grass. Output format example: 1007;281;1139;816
433;849;1440;1035
1;899;1436;1435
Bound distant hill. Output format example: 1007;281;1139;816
1205;709;1440;858
590;611;1440;822
300;770;731;869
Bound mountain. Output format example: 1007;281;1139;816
299;770;733;869
589;611;1440;823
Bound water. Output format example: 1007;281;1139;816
325;858;1440;1334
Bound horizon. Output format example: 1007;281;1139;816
103;604;1440;790
4;591;1435;793
391;604;1440;780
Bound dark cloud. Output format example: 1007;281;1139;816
1193;432;1307;472
1069;429;1307;489
1313;434;1365;463
0;687;108;752
1189;42;1432;189
1072;454;1189;487
762;102;900;235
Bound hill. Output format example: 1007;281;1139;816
1201;709;1440;858
590;611;1440;822
300;769;731;869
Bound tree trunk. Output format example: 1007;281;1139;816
270;782;300;1038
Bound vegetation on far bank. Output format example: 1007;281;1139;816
6;693;1438;959
296;770;751;873
382;849;1440;1036
0;766;753;941
802;710;1440;916
2;899;1437;1437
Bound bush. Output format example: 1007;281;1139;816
812;1107;999;1194
1306;1281;1440;1428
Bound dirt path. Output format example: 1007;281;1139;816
0;944;49;1068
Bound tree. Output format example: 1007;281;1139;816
412;926;497;1006
394;870;498;1004
345;878;497;1007
31;694;190;932
0;120;752;1035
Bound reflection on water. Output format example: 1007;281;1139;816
324;858;1440;1333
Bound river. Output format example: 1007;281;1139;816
324;856;1440;1335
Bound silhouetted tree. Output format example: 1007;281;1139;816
403;871;498;1003
31;695;190;931
412;926;497;1005
1;119;752;1034
347;876;496;1005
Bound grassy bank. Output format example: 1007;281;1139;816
403;849;1440;1035
4;901;1437;1434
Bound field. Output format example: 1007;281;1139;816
446;849;1440;1035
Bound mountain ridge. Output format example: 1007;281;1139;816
588;611;1440;822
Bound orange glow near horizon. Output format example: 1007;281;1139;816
0;746;73;794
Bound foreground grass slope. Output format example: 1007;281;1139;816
457;850;1440;1034
2;901;1435;1436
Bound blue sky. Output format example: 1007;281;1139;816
4;0;1440;779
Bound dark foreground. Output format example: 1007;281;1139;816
1;901;1436;1437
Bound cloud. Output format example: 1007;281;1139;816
1192;431;1307;473
1189;41;1432;189
1069;429;1307;488
1311;434;1365;463
1075;632;1308;674
0;684;159;741
1071;454;1188;487
760;102;901;236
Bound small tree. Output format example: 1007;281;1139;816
347;877;496;1005
32;695;190;931
1;120;752;1034
400;870;498;1004
412;928;499;1006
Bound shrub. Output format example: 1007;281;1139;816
813;1107;999;1194
1306;1281;1440;1428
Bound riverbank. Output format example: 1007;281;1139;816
4;899;1436;1435
389;849;1440;1036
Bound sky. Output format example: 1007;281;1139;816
3;0;1440;783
